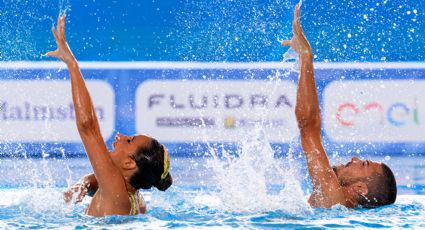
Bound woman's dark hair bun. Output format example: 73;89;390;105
130;137;173;191
154;173;173;191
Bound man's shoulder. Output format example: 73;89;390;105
308;189;354;208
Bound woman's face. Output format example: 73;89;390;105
110;133;152;167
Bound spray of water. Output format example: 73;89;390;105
172;0;295;62
206;127;309;213
201;44;308;213
0;0;76;217
0;1;68;61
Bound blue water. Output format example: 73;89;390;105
0;157;424;229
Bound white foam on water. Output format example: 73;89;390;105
0;188;74;216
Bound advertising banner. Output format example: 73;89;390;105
0;80;115;142
136;80;297;142
0;62;424;156
324;80;425;142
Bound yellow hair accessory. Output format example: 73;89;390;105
161;145;170;180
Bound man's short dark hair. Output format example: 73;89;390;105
357;163;397;208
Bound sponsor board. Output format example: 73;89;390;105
0;80;115;142
1;62;425;156
324;80;425;142
136;80;298;142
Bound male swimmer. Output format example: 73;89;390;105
281;5;396;208
47;15;172;216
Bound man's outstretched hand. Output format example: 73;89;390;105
281;4;312;56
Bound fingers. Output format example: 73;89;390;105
281;40;291;47
51;26;59;41
292;4;306;39
57;16;63;36
50;16;68;52
56;16;61;35
46;50;59;57
48;13;74;62
75;191;87;203
54;14;66;37
294;4;300;19
74;186;88;203
58;15;66;35
63;183;88;204
63;191;72;203
292;4;301;34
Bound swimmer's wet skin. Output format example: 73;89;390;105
281;4;396;209
47;15;172;216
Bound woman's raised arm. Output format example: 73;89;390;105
47;15;122;193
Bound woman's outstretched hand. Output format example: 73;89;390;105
46;15;76;64
281;4;312;56
63;180;89;204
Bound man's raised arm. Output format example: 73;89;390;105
282;5;350;208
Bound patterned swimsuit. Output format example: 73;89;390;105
128;192;139;215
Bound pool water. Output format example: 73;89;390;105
0;157;424;229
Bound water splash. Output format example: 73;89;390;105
173;0;295;62
206;127;309;213
19;188;73;216
0;0;70;61
185;22;305;211
58;0;71;16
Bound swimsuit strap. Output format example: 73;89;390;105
128;192;139;215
